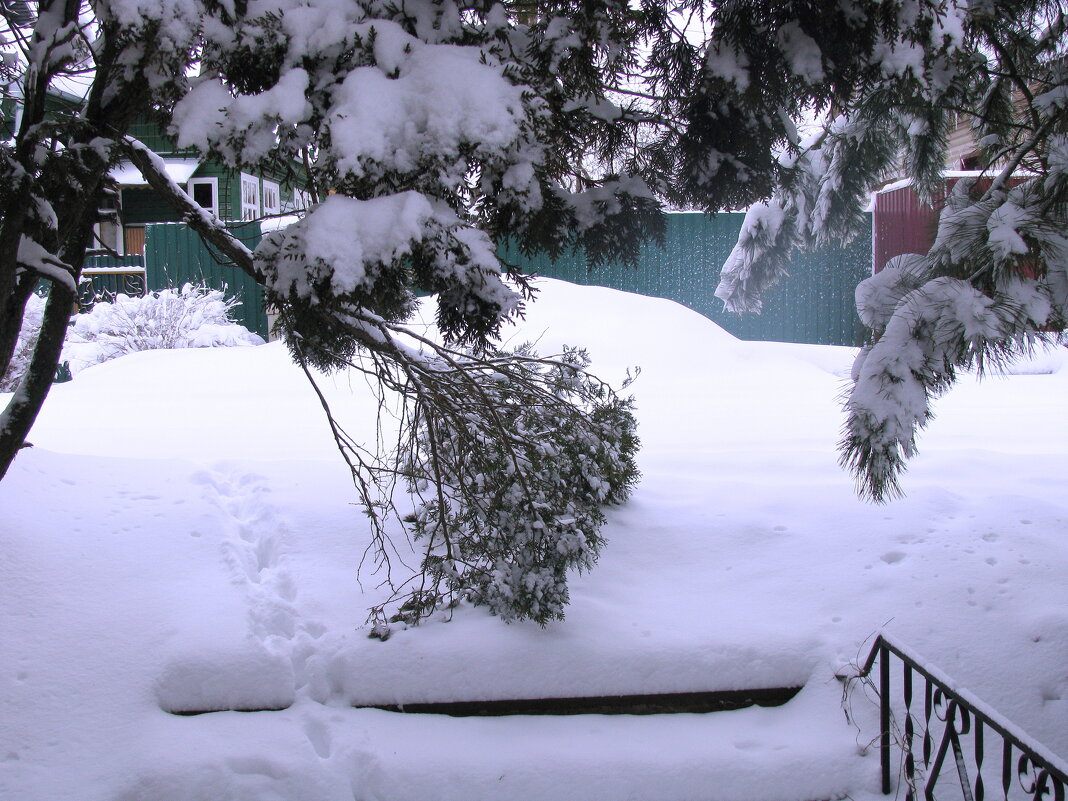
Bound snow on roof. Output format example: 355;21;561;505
109;158;200;187
258;213;303;233
874;169;1038;195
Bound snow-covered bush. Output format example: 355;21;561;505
1;285;264;391
64;284;264;372
0;293;47;393
371;346;640;631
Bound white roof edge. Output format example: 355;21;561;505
874;169;1039;195
109;158;202;187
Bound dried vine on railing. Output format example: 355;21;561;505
845;634;1068;801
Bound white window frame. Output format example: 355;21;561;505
187;177;219;219
262;179;281;217
240;172;260;221
280;188;311;215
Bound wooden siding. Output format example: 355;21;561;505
946;114;979;169
120;187;183;225
126;118;197;159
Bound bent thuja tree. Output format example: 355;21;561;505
85;0;659;629
701;0;1068;500
126;138;641;629
166;1;655;628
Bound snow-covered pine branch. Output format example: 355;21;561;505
704;0;1068;500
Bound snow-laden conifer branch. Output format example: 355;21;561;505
706;0;1068;500
842;273;1051;501
279;304;641;631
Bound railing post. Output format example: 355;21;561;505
857;634;1067;801
880;641;892;794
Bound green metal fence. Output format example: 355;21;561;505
143;221;269;338
133;212;870;347
500;212;872;346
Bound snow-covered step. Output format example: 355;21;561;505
133;679;880;801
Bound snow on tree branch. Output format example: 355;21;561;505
122;113;639;628
15;236;75;291
703;0;1068;499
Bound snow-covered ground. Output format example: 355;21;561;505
2;278;1066;800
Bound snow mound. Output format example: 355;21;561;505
156;643;296;714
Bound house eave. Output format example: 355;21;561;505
110;158;202;188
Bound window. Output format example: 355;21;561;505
262;179;280;217
187;177;219;218
285;188;311;213
240;173;260;221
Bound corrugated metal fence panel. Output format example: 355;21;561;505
84;254;145;269
137;214;870;347
873;187;939;274
502;212;872;346
143;221;269;339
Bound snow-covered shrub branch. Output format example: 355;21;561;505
64;284;264;371
0;293;46;394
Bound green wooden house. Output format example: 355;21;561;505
82;117;315;338
1;84;309;337
111;117;311;261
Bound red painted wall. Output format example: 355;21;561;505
872;186;941;274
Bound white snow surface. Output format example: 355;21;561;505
2;278;1067;800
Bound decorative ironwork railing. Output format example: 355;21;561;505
80;261;147;310
850;634;1067;801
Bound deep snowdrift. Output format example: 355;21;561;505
2;278;1066;800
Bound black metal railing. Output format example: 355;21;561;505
80;258;148;310
851;634;1067;800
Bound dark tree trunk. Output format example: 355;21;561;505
0;282;75;480
0;275;38;383
0;14;158;481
